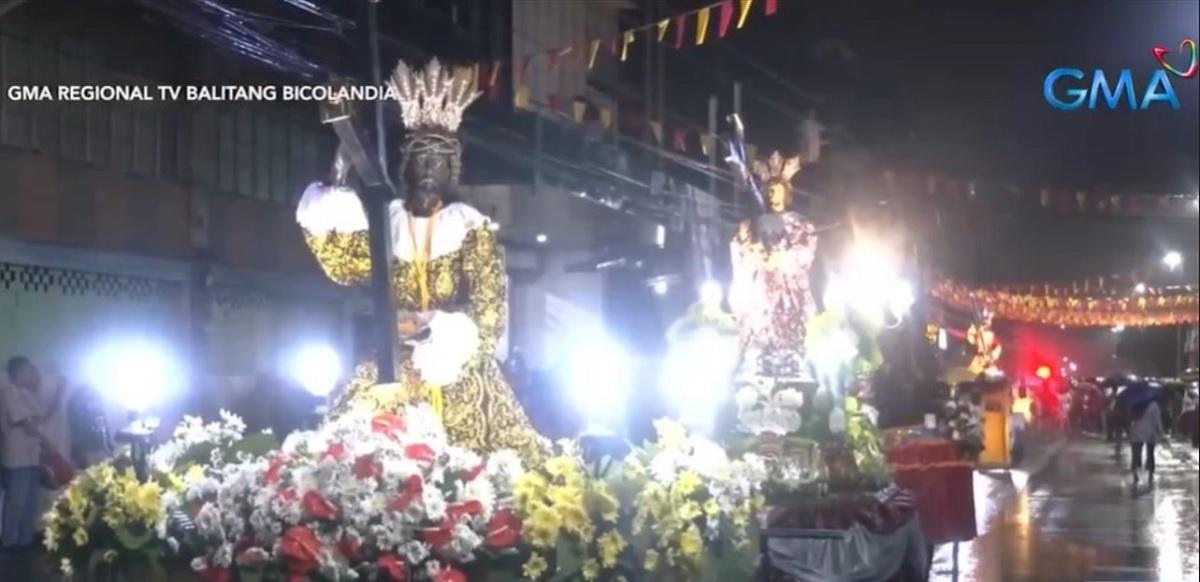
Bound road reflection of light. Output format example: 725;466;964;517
1151;495;1186;581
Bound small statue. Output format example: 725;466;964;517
729;151;819;382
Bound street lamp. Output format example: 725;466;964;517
287;343;343;421
86;339;182;482
1163;251;1183;271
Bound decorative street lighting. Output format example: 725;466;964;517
1163;251;1183;271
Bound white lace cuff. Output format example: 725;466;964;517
411;311;480;386
296;182;369;234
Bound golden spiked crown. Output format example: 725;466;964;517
388;58;481;134
752;151;802;187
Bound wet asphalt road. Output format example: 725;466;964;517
932;436;1200;582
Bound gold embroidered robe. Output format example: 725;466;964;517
299;198;544;462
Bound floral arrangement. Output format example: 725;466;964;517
941;391;984;458
44;462;177;580
176;406;521;582
511;421;764;582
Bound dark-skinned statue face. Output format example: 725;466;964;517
404;148;453;217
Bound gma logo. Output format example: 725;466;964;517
1043;69;1180;110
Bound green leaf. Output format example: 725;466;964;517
226;433;280;462
113;526;154;550
238;564;266;582
553;541;584;582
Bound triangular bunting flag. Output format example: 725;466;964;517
649;120;663;144
719;1;734;38
588;39;602;69
487;61;503;101
514;85;531;110
765;0;779;16
738;0;754;28
700;134;715;155
657;18;670;42
675;14;687;49
600;107;614;130
696;7;711;45
672;127;688;151
519;55;533;84
573;98;588;123
621;30;636;62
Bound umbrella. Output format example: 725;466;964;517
1116;381;1161;411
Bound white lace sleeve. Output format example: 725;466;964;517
296;182;369;234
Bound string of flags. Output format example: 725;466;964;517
878;170;1200;219
465;0;780;158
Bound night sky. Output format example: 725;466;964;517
672;0;1199;193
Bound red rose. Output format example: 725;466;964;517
264;454;289;485
404;443;437;464
421;521;454;550
302;491;339;520
339;535;363;564
377;554;409;581
387;475;424;512
485;508;522;549
279;526;321;577
372;414;407;438
353;454;382;480
196;566;233;582
463;464;486;482
433;567;467;582
323;442;348;461
446;500;484;523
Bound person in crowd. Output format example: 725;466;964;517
1;356;68;550
68;384;112;469
1129;394;1165;488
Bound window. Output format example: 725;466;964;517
2;36;35;149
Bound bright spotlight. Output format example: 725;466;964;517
699;280;723;308
888;280;916;319
535;233;548;244
1069;362;1078;372
566;334;632;435
652;279;670;296
1134;282;1147;295
86;339;182;414
1112;324;1126;333
288;344;342;397
1163;251;1183;270
659;328;738;434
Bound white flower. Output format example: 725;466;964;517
401;540;431;564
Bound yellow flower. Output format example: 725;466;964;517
677;501;702;522
597;531;627;568
586;486;620;524
545;455;578;481
622;458;648;481
522;553;549;580
644;549;660;572
673;472;702;497
679;525;703;560
559;504;593;539
653;419;689;449
703;499;720;517
525;506;562;548
72;528;89;547
581;559;600;581
548;485;583;508
514;473;549;508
